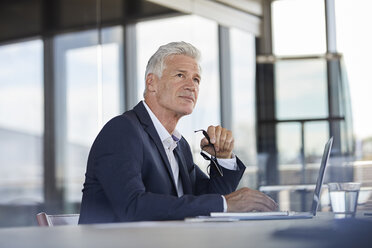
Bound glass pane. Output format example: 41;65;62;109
230;28;257;188
277;121;329;186
231;28;256;165
277;123;302;166
305;121;329;161
54;26;122;203
0;40;43;203
304;122;329;186
136;15;219;172
272;0;326;56
275;59;328;120
335;0;372;160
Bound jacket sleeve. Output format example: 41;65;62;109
193;158;246;195
178;139;246;196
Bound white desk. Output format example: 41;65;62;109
0;213;371;248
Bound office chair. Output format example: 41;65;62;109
36;212;79;227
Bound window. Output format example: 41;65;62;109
277;121;329;176
230;28;258;187
0;40;43;203
275;59;328;120
54;26;123;203
272;0;326;56
136;15;220;172
274;58;330;185
277;122;302;166
270;0;334;190
335;0;372;160
304;122;329;161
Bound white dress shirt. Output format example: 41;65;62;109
142;101;237;211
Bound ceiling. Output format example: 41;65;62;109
0;0;266;44
146;0;264;36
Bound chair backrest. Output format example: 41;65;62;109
36;212;80;227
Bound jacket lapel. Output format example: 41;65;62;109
133;102;177;192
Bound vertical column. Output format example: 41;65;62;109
42;0;63;212
256;0;278;186
325;0;342;155
43;37;59;211
218;25;232;130
124;24;138;111
325;0;337;53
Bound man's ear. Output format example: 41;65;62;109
146;73;157;93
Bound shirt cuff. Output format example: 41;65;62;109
221;195;227;212
216;154;238;170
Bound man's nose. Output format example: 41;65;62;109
184;77;197;91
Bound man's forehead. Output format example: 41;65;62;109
165;55;200;72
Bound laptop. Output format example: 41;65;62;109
208;137;334;220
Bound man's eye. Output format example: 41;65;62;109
194;78;200;84
177;73;184;78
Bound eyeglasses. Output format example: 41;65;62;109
194;129;224;177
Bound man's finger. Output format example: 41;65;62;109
256;193;278;211
219;129;227;151
207;126;216;144
223;131;233;151
213;126;222;151
225;187;279;212
249;202;273;212
200;137;209;148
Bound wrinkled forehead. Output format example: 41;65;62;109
164;54;202;74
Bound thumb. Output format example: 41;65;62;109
200;137;209;149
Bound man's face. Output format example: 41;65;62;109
150;54;200;118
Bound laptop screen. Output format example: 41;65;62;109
310;137;333;215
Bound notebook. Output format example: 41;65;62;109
208;137;334;221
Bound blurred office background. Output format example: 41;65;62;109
0;0;371;227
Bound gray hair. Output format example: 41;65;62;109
143;41;201;97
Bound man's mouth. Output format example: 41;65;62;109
179;95;195;103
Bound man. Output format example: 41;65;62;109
79;41;277;224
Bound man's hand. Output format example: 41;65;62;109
201;125;234;159
224;187;278;212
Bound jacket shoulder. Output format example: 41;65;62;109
89;110;143;156
100;109;139;133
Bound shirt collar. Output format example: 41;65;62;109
142;101;182;145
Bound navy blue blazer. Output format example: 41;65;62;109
79;102;245;224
